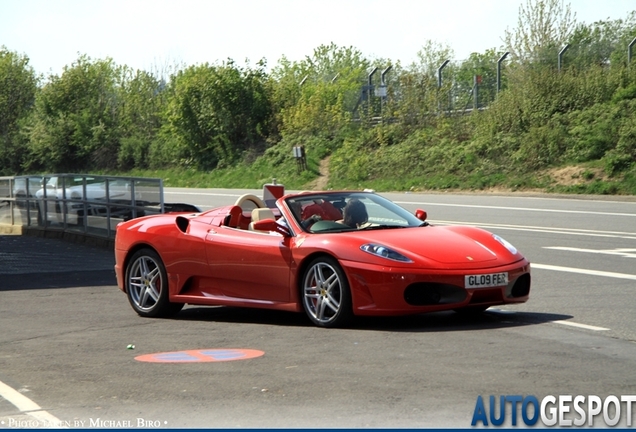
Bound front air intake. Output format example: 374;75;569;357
404;283;466;306
510;273;531;298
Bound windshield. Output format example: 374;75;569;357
46;176;102;188
284;192;424;233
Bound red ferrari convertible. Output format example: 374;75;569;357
114;190;531;327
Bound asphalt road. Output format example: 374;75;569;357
1;189;636;428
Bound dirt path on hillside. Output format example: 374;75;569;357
308;156;330;190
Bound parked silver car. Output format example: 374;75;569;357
35;176;140;225
12;177;43;208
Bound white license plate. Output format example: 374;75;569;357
465;272;508;288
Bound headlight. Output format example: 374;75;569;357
360;243;413;263
492;234;517;255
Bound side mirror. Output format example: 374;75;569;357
415;209;427;221
252;219;291;237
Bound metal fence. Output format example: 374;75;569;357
351;37;636;121
0;174;165;239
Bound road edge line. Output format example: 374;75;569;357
0;379;63;426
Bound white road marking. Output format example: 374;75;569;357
544;247;636;259
0;380;63;426
532;263;636;281
552;320;610;331
394;201;636;217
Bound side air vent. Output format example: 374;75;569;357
176;216;190;233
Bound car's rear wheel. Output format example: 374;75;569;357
301;256;352;328
125;248;183;318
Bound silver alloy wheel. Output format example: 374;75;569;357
128;255;162;312
303;261;343;325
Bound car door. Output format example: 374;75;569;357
204;227;293;302
40;177;63;224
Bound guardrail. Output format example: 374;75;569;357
0;174;165;239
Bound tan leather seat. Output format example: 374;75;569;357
248;208;275;231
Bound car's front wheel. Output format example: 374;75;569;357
125;248;183;318
301;256;352;328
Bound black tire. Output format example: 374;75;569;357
36;201;48;227
301;256;353;328
76;209;85;226
125;248;184;318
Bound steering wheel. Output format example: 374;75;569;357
234;194;266;212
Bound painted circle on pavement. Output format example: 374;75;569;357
135;348;265;363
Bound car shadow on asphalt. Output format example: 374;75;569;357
173;306;572;332
176;306;313;327
352;310;574;333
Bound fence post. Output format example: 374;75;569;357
473;75;481;109
558;44;569;72
380;66;392;116
497;52;509;93
437;60;450;113
629;37;636;68
367;67;378;119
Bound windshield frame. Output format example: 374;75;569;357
283;191;424;234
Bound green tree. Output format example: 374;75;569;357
387;40;454;125
302;42;369;84
503;0;577;64
567;12;636;69
410;40;455;77
271;43;369;137
0;47;38;175
454;49;502;109
26;55;122;172
161;60;272;170
117;69;167;169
